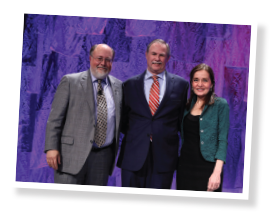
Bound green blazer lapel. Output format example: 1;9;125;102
202;104;209;115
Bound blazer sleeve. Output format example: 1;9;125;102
214;99;230;163
44;75;70;152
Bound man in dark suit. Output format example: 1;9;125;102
45;44;122;185
117;39;189;189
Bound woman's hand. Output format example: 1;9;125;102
207;171;221;191
207;159;224;191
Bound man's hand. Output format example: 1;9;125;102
46;150;61;170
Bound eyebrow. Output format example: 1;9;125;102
97;56;112;59
193;77;209;80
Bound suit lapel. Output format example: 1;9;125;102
80;70;95;115
154;71;174;116
108;75;121;137
134;71;152;116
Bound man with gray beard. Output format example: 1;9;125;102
45;44;122;185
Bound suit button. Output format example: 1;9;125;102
147;134;150;137
200;118;203;121
90;140;93;143
201;130;204;133
93;125;96;128
201;141;204;145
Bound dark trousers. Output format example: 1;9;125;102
121;142;174;189
54;144;114;185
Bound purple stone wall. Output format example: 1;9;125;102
16;14;251;193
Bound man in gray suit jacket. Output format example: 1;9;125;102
45;44;122;185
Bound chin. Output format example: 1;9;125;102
197;94;207;97
152;66;162;70
195;92;207;96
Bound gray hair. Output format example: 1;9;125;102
146;39;170;58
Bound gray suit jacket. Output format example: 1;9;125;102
44;70;122;175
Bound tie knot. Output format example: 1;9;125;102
97;79;103;94
152;75;158;81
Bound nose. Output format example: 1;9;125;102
198;80;202;86
100;58;106;65
155;54;160;61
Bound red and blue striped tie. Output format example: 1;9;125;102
149;75;160;116
148;76;160;141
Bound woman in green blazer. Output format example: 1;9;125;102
176;63;229;192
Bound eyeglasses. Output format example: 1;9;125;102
91;56;112;63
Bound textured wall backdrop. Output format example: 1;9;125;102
16;14;251;193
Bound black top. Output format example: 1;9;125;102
181;113;201;161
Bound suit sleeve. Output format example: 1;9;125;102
214;99;230;163
44;75;70;152
178;81;189;131
117;82;129;168
120;82;130;135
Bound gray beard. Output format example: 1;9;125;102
91;67;110;79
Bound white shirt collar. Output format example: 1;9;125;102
145;69;165;80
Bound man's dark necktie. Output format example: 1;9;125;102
95;79;107;147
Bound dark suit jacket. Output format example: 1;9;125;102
45;70;122;175
117;71;189;173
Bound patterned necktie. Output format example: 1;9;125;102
149;75;160;116
95;79;107;147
